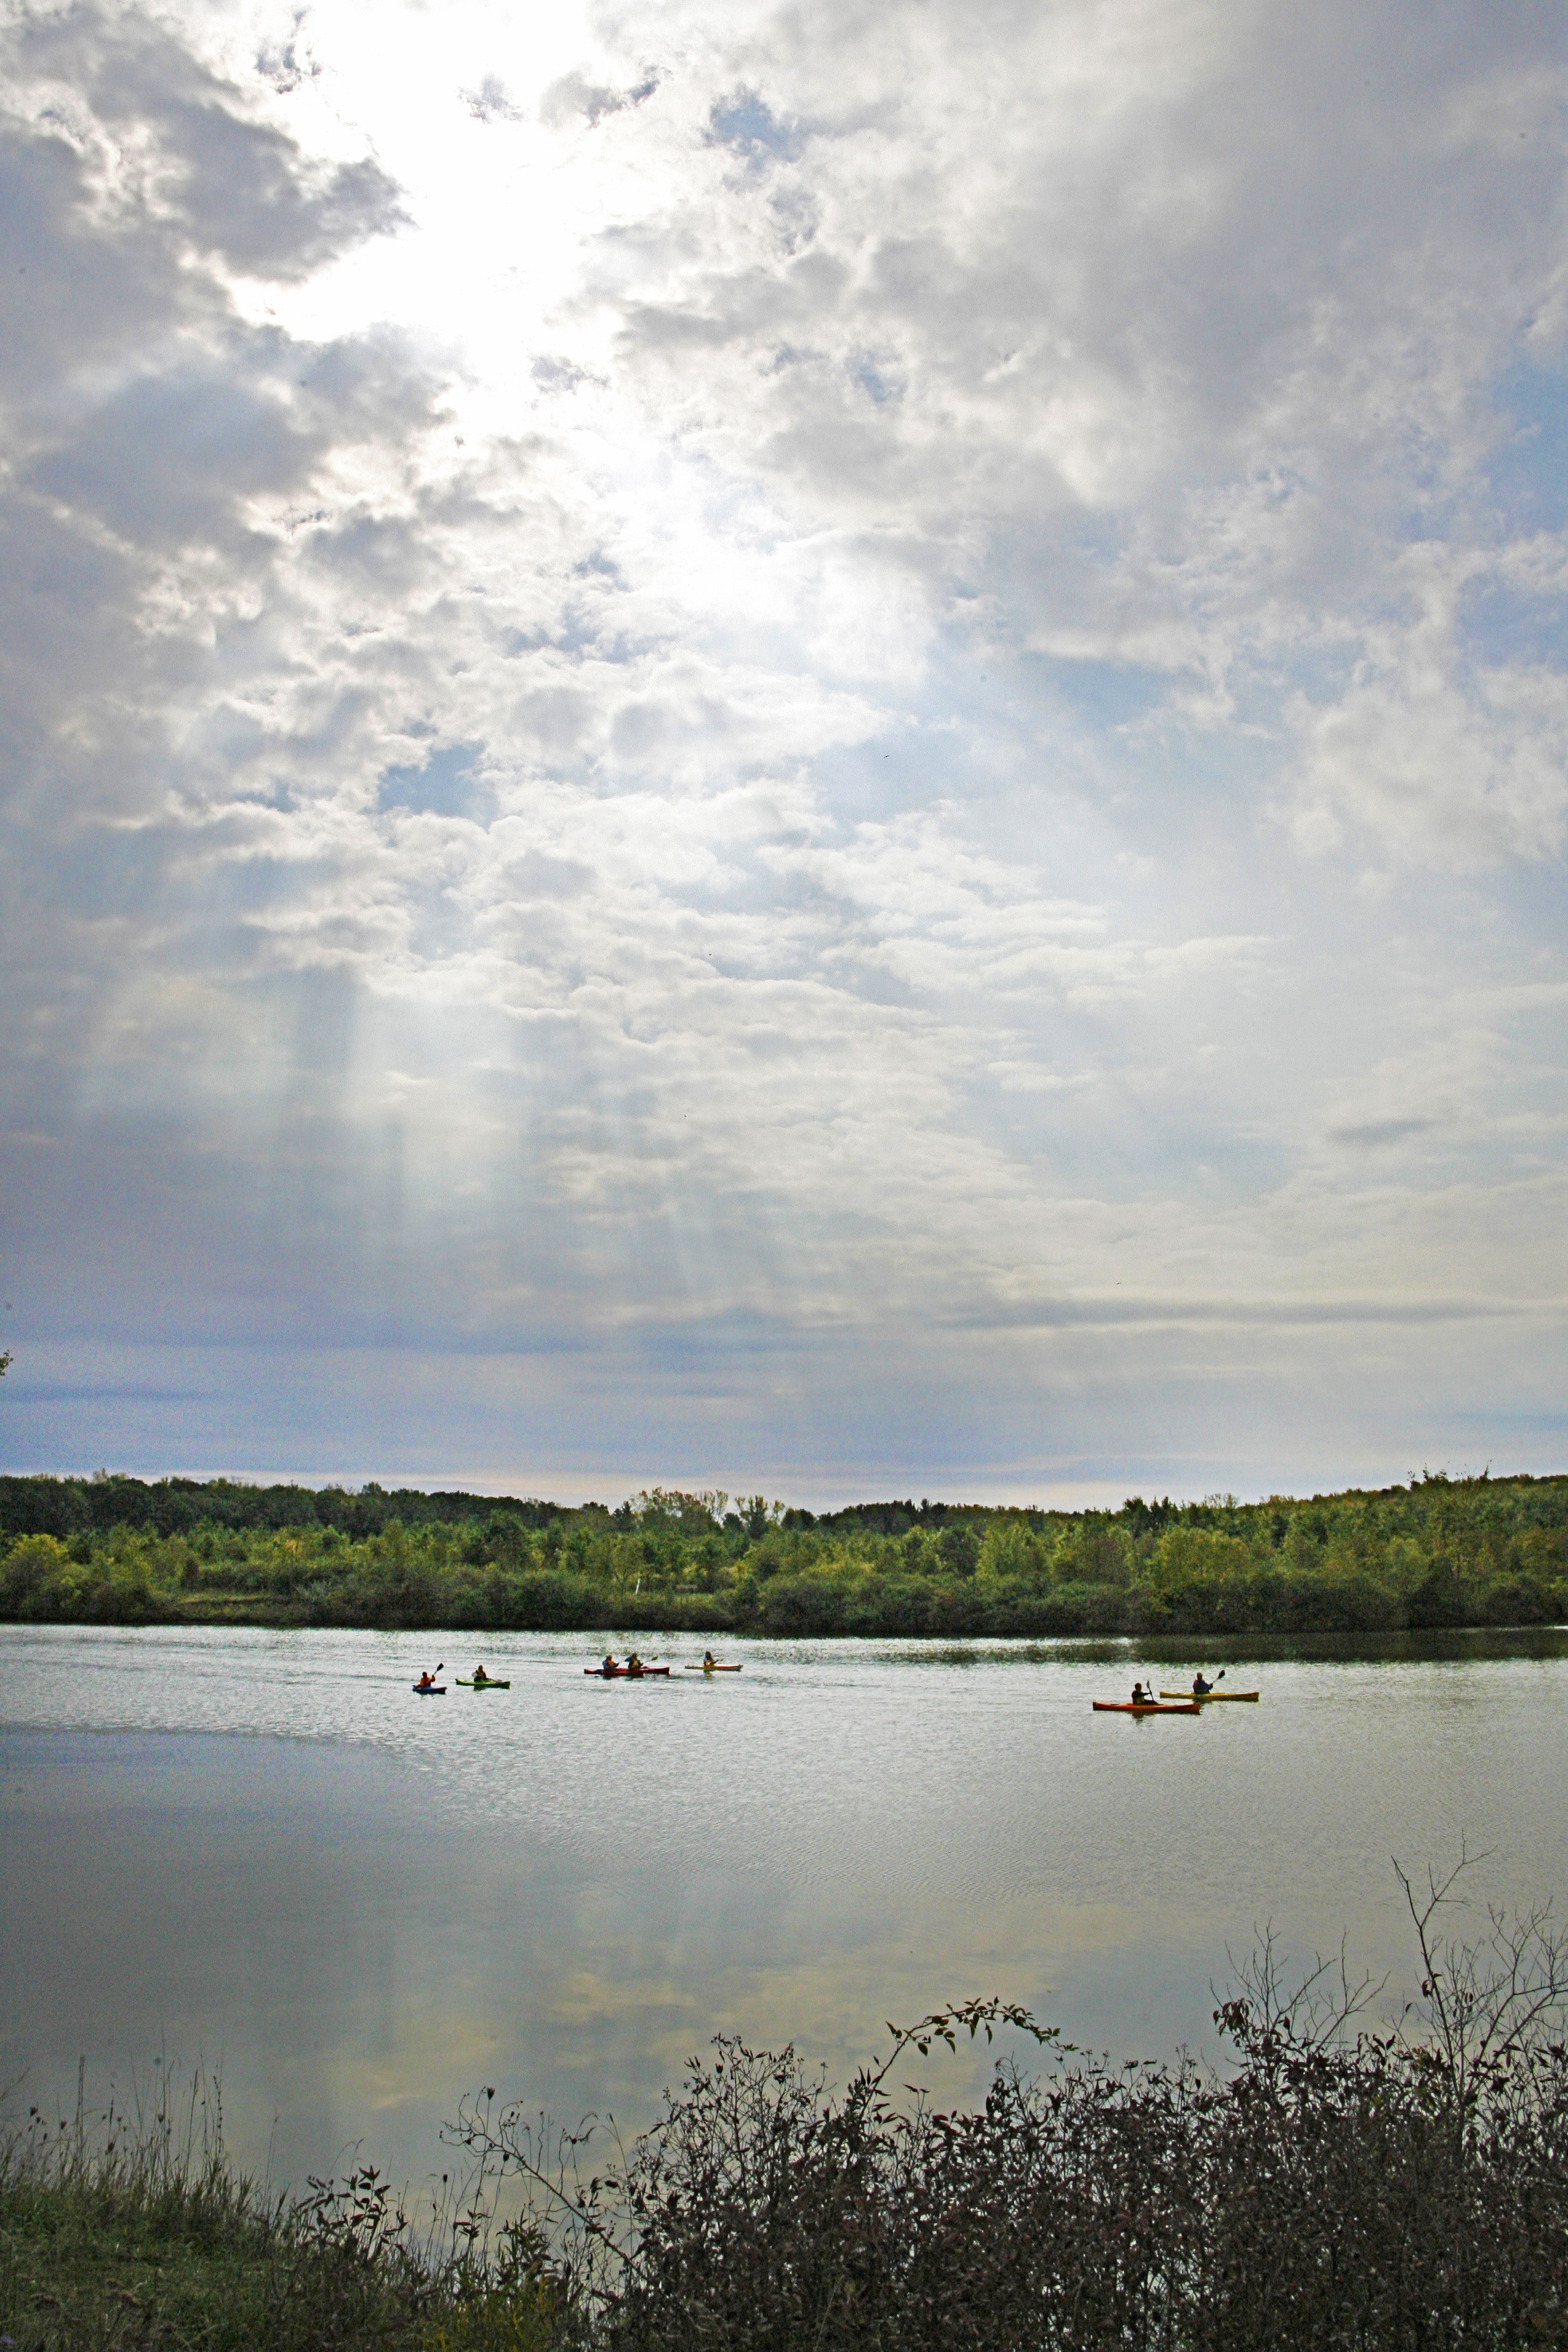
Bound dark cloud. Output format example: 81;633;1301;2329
14;7;404;281
30;362;317;549
0;118;204;400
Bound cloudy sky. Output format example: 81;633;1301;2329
1;0;1565;1503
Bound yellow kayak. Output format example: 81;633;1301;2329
1159;1689;1259;1702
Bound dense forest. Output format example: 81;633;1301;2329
1;1469;1565;1636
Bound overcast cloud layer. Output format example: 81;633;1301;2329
1;0;1565;1502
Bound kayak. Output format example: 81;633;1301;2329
583;1665;672;1678
1158;1689;1259;1703
457;1677;511;1689
684;1663;742;1673
1092;1700;1199;1714
412;1684;446;1695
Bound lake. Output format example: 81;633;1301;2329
3;1624;1566;2195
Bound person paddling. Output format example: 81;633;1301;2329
417;1669;437;1690
1130;1679;1150;1706
702;1649;718;1671
600;1653;618;1677
626;1652;645;1678
473;1664;491;1685
1191;1671;1213;1696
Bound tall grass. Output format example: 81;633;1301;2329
0;2063;556;2350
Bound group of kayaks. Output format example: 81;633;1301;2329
412;1663;507;1694
584;1652;741;1680
411;1653;742;1693
1093;1675;1259;1716
410;1661;1247;1708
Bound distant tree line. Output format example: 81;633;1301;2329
1;1469;1565;1635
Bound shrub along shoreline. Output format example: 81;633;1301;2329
1;1469;1565;1638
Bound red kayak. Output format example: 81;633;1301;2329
1092;1700;1199;1714
584;1665;672;1678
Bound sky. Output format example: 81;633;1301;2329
1;0;1566;1506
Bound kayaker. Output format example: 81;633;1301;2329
473;1665;489;1685
1130;1679;1148;1705
703;1649;717;1670
1191;1672;1212;1696
417;1670;436;1690
627;1652;645;1678
601;1653;618;1677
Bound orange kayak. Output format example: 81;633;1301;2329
1093;1700;1200;1715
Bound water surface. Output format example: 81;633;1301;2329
3;1626;1565;2190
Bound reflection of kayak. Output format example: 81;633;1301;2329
684;1663;742;1673
583;1666;671;1678
457;1678;511;1689
1158;1690;1259;1703
1092;1700;1199;1714
412;1685;446;1695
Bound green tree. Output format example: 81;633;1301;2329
937;1522;979;1579
977;1518;1048;1587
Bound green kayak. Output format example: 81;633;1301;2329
456;1677;511;1689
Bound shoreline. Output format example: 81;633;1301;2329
5;1594;1567;1640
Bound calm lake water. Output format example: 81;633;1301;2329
3;1624;1567;2193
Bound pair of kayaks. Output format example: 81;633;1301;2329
1093;1689;1262;1714
413;1679;511;1693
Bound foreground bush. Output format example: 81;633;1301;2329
448;1863;1568;2349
